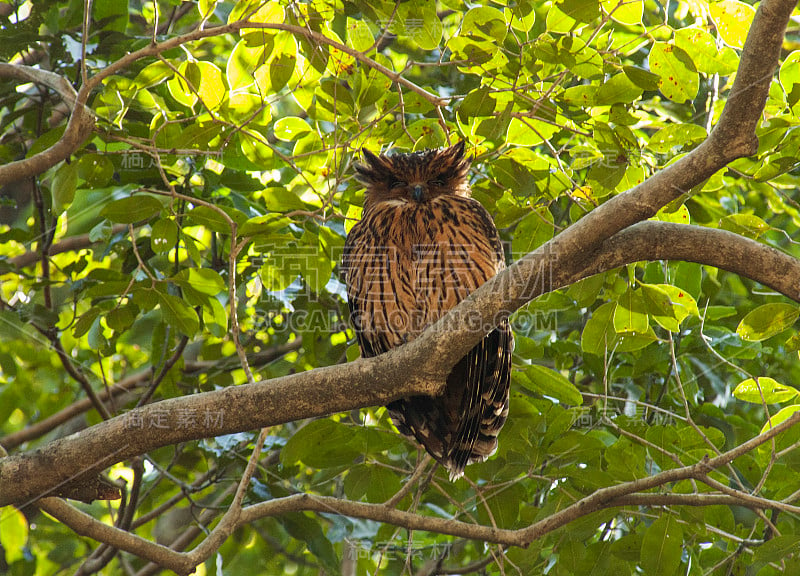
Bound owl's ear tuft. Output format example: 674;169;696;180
355;148;391;185
446;140;471;167
449;140;466;157
361;148;382;167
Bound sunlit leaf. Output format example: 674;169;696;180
737;303;799;342
649;43;698;104
519;365;583;405
709;0;756;49
0;508;28;563
733;377;799;404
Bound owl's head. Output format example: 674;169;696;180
354;141;471;208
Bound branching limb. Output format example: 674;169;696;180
0;64;95;185
3;221;800;506
27;411;800;572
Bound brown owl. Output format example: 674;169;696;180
342;141;513;479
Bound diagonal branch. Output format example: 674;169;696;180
2;222;799;506
0;64;95;185
581;222;800;300
0;0;796;531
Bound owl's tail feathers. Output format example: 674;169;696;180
387;397;505;481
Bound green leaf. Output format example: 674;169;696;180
196;61;226;110
155;289;200;337
605;437;646;480
28;125;66;157
173;268;226;296
614;288;649;334
239;214;291;237
0;508;28;563
737;303;799;342
202;296;228;336
225;92;272;126
52;161;77;214
151;218;179;253
510;0;536;31
186;205;235;234
346;18;374;52
640;515;683;576
77;153;114;188
641;283;697;332
653;204;690;224
226;40;266;91
269;51;296;92
648;123;707;154
106;304;139;332
101;195;163;224
594;72;643;105
273;116;312;141
519;365;583;405
261;186;312;212
512;209;554;256
344;464;403;502
94;0;128;32
780;50;800;94
476;482;526;528
602;0;642;25
709;0;755;49
759;405;800;436
581;301;618;355
280;512;339;574
73;306;105;338
401;0;442;50
281;419;362;468
733;377;799;404
167;61;201;108
675;26;738;75
547;0;599;32
476;102;513;141
458;86;497;122
623;65;661;91
719;213;770;239
133;61;173;89
462;6;507;41
649;43;698;104
751;535;800;571
248;0;284;24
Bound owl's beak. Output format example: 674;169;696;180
412;185;424;202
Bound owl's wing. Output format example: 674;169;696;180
342;222;393;359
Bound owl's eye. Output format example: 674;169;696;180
390;181;407;189
429;179;445;186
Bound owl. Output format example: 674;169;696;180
342;141;513;479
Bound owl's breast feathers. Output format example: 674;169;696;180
343;195;513;479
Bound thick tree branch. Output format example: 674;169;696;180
37;498;187;573
2;222;799;506
0;64;95;185
0;346;443;506
0;2;797;568
583;222;800;300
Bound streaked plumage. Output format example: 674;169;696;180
342;141;513;479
